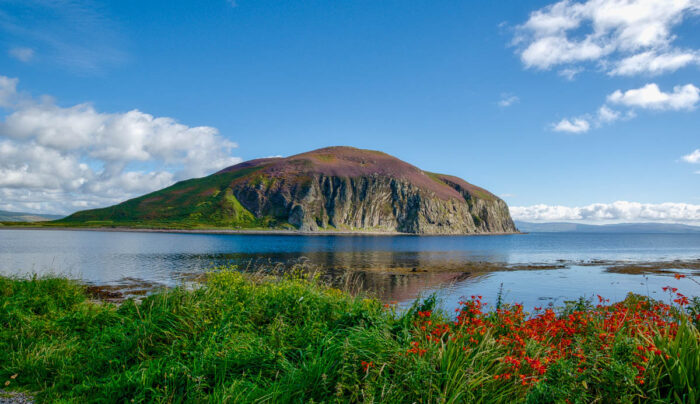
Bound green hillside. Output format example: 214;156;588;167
59;165;288;229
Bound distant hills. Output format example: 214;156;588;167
60;146;517;234
515;221;700;234
0;210;63;222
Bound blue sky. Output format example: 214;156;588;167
0;0;699;223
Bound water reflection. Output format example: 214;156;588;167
419;265;700;313
1;229;699;311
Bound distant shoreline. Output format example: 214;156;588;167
0;225;523;237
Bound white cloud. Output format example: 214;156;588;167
1;103;239;177
607;83;700;110
498;94;520;107
553;83;698;134
518;2;700;134
520;35;607;70
8;47;35;62
558;67;583;80
0;140;89;190
0;76;18;107
510;201;700;225
596;105;620;123
610;50;700;76
0;75;241;214
682;149;700;163
515;0;700;75
552;117;590;133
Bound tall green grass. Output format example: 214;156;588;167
1;270;698;403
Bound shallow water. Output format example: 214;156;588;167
1;229;698;310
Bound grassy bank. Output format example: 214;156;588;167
1;270;699;403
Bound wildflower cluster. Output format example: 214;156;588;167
402;287;699;400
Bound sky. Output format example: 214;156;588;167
0;0;699;224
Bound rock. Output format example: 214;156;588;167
0;390;34;404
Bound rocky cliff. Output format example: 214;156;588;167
63;146;518;234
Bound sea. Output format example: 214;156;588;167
1;229;698;311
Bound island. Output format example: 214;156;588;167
52;146;518;234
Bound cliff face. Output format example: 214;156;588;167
233;174;515;234
63;146;518;235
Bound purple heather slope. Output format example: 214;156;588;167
217;146;495;201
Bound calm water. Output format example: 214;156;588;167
1;229;698;310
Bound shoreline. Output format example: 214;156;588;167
0;225;523;237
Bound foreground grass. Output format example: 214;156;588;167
1;270;699;403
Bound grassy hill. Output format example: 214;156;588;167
54;146;515;234
58;165;269;229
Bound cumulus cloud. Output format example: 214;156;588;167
607;83;700;110
552;83;696;134
610;50;700;76
510;201;700;225
517;2;700;134
498;94;520;107
552;117;590;133
0;75;241;214
682;149;700;163
514;0;700;76
8;47;35;62
1;103;238;177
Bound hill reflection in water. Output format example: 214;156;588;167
2;229;699;311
